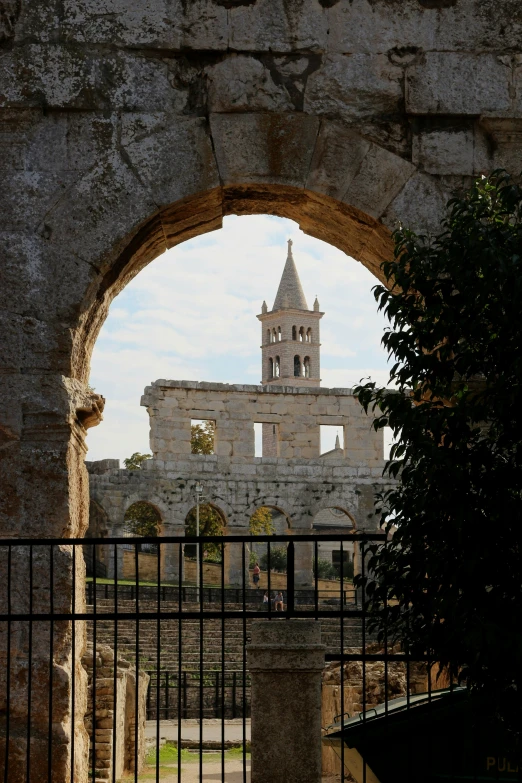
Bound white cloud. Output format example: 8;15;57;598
87;215;392;463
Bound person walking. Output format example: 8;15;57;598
252;562;261;588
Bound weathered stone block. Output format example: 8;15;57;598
229;0;328;53
210;112;320;187
208;56;292;113
406;53;512;115
412;125;474;175
304;54;403;123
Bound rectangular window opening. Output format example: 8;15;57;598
190;419;215;455
257;422;279;458
320;425;343;456
383;426;396;461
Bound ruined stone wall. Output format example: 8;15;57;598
143;380;384;463
82;644;149;781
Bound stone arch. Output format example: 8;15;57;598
245;501;292;529
310;501;357;526
294;355;301;377
64;168;445;388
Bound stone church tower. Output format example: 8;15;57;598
258;239;324;388
257;240;324;456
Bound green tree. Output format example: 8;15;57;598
124;452;152;470
185;504;224;560
260;546;287;573
354;173;522;731
124;501;160;537
191;421;215;454
249;507;275;535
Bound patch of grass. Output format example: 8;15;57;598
144;742;251;769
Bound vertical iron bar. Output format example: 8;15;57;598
156;542;161;783
166;672;170;719
199;540;204;783
71;544;76;783
361;540;366;783
5;545;11;783
26;545;33;782
134;542;139;783
314;539;318;618
340;540;345;783
242;541;247;783
92;544;97;781
232;672;237;720
178;543;182;783
112;542;118;783
286;541;294;616
48;546;54;783
221;541;225;783
267;541;271;618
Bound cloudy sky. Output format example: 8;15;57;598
86;214;392;464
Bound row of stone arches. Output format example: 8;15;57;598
292;326;312;343
86;500;356;581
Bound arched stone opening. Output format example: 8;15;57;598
121;500;163;582
247;505;291;593
183;503;228;585
313;506;358;581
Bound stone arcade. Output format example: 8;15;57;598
87;243;389;586
2;1;520;780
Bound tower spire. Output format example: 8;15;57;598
272;239;308;311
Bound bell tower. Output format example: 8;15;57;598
257;239;324;389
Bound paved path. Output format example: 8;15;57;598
145;719;251;744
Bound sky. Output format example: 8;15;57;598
86;214;392;463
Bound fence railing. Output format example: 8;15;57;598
0;533;456;783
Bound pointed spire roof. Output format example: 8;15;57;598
273;239;309;311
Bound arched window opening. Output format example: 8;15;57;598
304;357;310;378
123;501;161;553
267;329;271;345
294;355;301;377
278;326;282;341
268;357;274;378
299;327;304;342
272;328;277;343
274;356;280;378
306;328;312;343
292;326;297;341
248;507;290;580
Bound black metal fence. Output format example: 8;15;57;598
0;533;479;783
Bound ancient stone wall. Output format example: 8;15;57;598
82;644;149;782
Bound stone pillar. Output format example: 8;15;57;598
162;526;185;584
247;620;325;783
107;531;125;580
224;528;250;586
292;531;314;590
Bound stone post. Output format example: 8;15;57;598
107;530;125;580
247;620;326;783
224;528;250;586
292;531;314;590
162;527;185;584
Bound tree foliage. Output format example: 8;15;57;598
354;173;522;731
124;452;152;470
124;501;160;537
260;546;287;573
249;506;275;535
191;421;215;454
